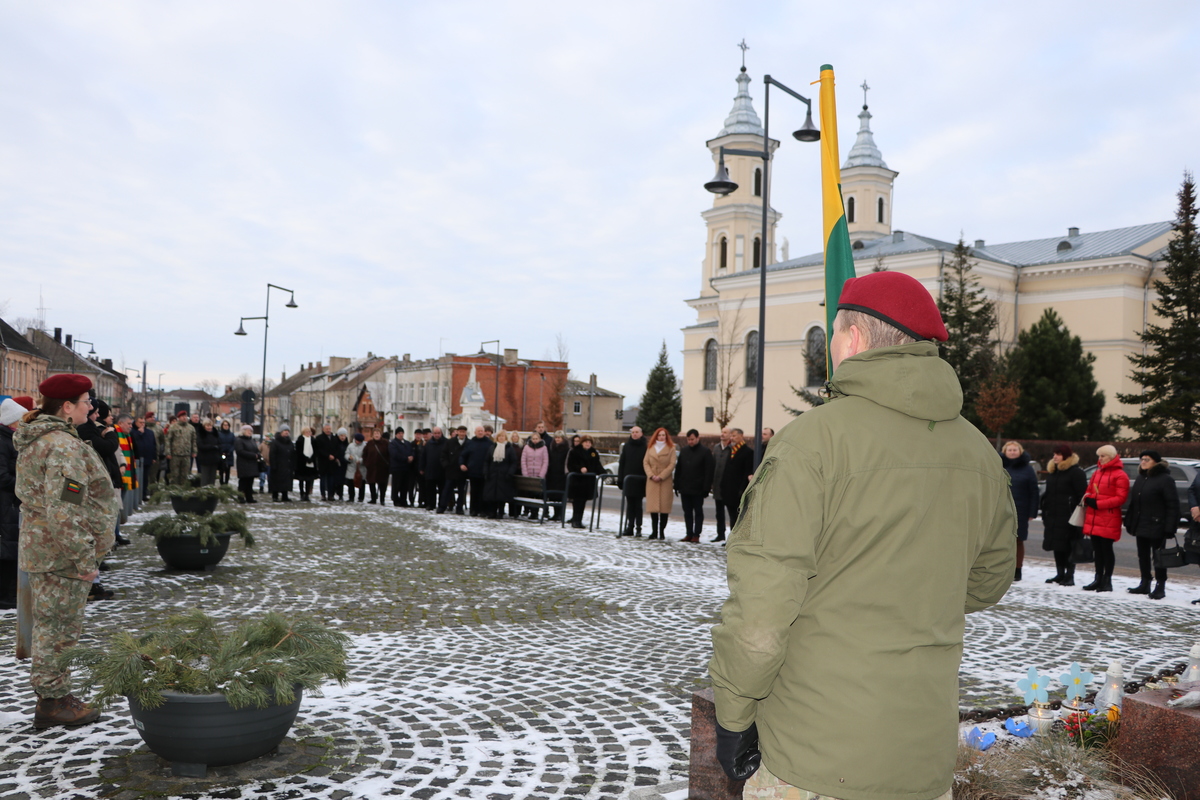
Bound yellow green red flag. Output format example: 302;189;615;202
816;64;855;376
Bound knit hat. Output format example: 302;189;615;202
353;432;365;442
0;398;26;426
1139;449;1163;463
278;423;291;433
837;271;949;342
1053;444;1073;458
13;396;35;411
337;427;348;437
38;374;93;400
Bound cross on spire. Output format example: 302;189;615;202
860;80;871;109
738;39;749;69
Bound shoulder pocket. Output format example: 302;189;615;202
729;457;775;546
60;478;86;505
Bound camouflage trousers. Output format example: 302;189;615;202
28;571;90;699
168;456;192;485
743;762;953;800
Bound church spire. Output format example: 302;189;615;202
842;94;889;170
716;67;764;138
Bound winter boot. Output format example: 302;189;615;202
1060;566;1075;587
649;514;660;540
1149;582;1166;600
34;695;100;729
1082;577;1102;591
1127;581;1151;595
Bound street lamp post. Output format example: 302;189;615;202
705;73;819;467
122;368;141;414
235;283;298;434
69;339;96;374
157;373;165;419
480;340;500;432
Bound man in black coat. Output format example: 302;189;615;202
676;429;715;543
720;428;755;530
389;427;414;507
420;426;447;511
313;423;339;500
617;426;647;537
459;426;492;516
439;426;468;513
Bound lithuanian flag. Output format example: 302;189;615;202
816;64;855;376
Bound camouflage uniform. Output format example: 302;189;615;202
14;414;119;699
165;420;197;485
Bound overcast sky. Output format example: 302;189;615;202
2;1;1198;403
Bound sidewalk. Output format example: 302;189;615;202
1;501;1197;799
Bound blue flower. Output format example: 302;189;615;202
1059;662;1095;701
1004;718;1033;738
1017;666;1053;705
966;727;996;751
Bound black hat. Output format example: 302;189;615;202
1139;449;1163;463
93;399;111;420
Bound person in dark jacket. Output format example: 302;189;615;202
711;428;732;542
195;419;222;486
0;397;29;609
269;424;297;501
330;428;350;500
130;417;158;501
294;426;318;501
566;435;606;528
720;428;754;528
389;427;414;507
676;429;716;544
233;425;260;503
363;429;391;504
546;432;570;520
440;426;468;514
216;420;236;485
1124;450;1179;599
617;426;648;537
313;423;339;500
459;427;492;516
483;431;520;518
1039;444;1087;586
420;427;447;511
1001;441;1039;582
78;400;122;490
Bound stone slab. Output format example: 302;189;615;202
689;688;745;800
1115;688;1200;799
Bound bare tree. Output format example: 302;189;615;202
711;299;748;429
10;317;45;337
195;378;222;397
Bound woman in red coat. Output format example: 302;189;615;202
1082;444;1129;592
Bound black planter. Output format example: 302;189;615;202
127;688;303;777
170;496;219;516
155;533;232;570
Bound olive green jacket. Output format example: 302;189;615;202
709;342;1016;800
15;414;120;578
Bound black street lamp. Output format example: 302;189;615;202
69;338;96;373
235;283;298;434
705;73;819;467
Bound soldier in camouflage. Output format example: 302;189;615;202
14;374;119;729
165;409;197;485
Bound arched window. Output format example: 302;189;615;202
752;237;761;269
805;327;827;387
877;197;885;224
704;339;718;391
754;167;762;197
846;196;856;223
745;331;759;387
719;236;728;270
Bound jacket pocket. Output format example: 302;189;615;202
729;457;774;546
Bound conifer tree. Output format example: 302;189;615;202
937;238;999;425
1118;172;1200;440
636;341;682;434
1005;309;1112;440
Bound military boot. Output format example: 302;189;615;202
34;695;100;729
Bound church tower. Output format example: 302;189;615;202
840;88;898;244
700;67;780;296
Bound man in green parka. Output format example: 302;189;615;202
710;271;1017;800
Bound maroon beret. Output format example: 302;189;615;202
12;396;35;411
145;411;156;419
176;409;188;418
38;374;93;401
837;271;949;342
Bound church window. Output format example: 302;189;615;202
752;237;761;269
847;196;855;223
805;327;827;387
703;339;718;391
719;236;728;270
745;331;760;387
878;197;885;224
754;167;762;197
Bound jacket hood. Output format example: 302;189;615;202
1046;453;1080;472
1001;451;1032;470
828;342;963;422
13;413;79;451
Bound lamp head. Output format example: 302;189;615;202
286;293;298;309
234;322;248;336
792;108;820;142
704;158;738;196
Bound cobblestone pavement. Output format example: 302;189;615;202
1;501;1198;799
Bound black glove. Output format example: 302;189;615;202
715;721;761;782
1084;497;1098;509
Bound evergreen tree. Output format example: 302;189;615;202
1006;308;1113;440
636;341;682;434
1118;171;1200;440
938;238;999;425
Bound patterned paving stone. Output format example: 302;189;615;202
0;500;1197;798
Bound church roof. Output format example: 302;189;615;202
716;68;764;137
842;106;890;170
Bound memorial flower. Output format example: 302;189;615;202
1016;666;1053;705
1058;662;1094;701
965;727;996;751
1003;717;1033;738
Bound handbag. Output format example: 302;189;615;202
1184;521;1200;554
1154;536;1188;570
1068;499;1086;528
1070;536;1094;564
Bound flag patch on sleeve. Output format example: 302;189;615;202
60;479;85;505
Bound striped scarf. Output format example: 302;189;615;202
117;427;138;491
730;441;743;459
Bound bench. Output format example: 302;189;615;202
512;475;564;523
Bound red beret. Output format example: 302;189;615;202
837;272;949;342
38;374;93;401
145;411;156;419
12;396;35;411
177;409;188;418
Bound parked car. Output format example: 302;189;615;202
1081;457;1200;521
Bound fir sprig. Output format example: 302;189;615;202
137;510;254;547
149;482;241;506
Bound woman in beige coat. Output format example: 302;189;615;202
643;428;677;540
